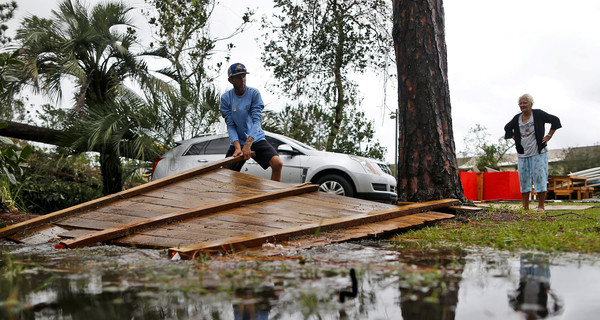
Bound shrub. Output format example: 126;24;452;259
18;148;103;214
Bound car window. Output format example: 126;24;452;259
184;137;230;156
204;137;230;154
184;141;208;156
265;136;286;150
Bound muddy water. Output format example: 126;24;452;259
1;239;599;319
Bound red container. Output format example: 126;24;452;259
483;171;521;200
459;171;478;201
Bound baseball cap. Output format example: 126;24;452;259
227;63;249;78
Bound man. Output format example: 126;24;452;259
220;63;283;181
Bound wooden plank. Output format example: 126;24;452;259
140;186;238;207
9;225;70;244
448;205;483;212
116;204;329;248
412;211;455;221
299;191;396;212
198;169;289;192
170;199;459;259
236;197;350;222
212;211;455;257
57;229;99;239
0;155;248;238
60;184;320;248
114;234;212;249
209;213;296;230
58;210;147;227
55;217;123;230
117;203;311;248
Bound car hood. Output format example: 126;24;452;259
300;148;382;164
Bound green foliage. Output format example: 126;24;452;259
16;0;170;195
18;148;102;214
261;0;393;152
0;126;32;185
0;127;32;212
0;1;16;45
0;50;27;120
461;124;513;170
560;144;600;173
62;90;163;194
144;0;253;145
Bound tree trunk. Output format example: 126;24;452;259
326;0;347;151
99;151;123;195
0;120;63;146
392;0;465;202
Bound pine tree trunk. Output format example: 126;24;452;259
392;0;465;202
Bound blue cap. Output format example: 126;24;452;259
227;63;249;78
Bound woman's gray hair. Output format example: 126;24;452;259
519;93;534;104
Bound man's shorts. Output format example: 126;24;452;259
224;139;279;172
517;152;548;193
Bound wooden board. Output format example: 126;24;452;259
169;199;458;259
1;155;459;259
0;156;249;238
186;211;455;257
60;183;320;248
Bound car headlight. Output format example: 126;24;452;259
349;156;379;175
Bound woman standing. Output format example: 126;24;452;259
504;94;562;212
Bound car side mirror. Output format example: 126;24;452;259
277;144;299;155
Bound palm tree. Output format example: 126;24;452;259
16;0;167;194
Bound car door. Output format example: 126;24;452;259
241;136;306;184
177;137;229;172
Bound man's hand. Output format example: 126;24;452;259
232;141;242;157
242;144;252;160
242;136;254;160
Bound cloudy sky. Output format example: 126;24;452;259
9;0;600;164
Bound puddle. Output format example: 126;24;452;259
1;239;599;319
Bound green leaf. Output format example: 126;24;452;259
0;136;13;145
20;145;33;160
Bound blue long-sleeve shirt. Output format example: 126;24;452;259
220;87;266;146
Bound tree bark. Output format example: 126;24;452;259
392;0;465;202
99;151;123;195
0;120;64;146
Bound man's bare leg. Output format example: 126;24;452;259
269;155;283;182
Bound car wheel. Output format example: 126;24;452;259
316;175;354;197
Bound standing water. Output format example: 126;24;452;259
1;239;599;319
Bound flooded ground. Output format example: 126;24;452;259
1;239;599;319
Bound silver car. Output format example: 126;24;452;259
151;131;397;203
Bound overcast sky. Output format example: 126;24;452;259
8;0;600;164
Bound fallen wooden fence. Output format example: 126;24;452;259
0;155;461;259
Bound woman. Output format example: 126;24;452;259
504;93;561;212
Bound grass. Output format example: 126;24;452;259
392;202;600;254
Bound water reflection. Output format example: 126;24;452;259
1;241;600;319
398;252;464;319
233;286;275;320
508;253;563;319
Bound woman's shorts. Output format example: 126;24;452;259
517;152;548;193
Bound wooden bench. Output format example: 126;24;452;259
573;186;595;200
549;176;573;200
